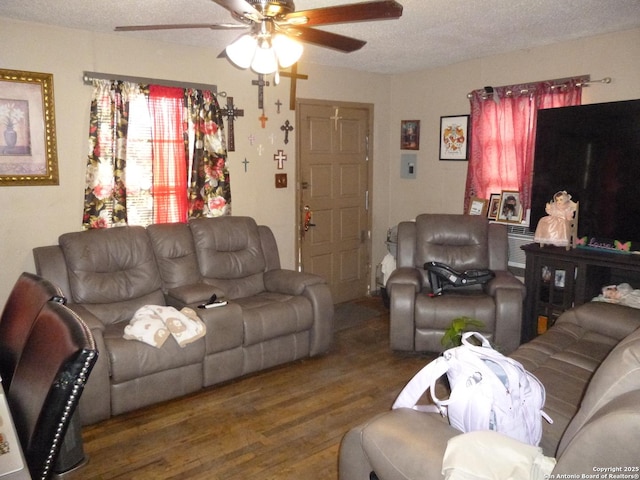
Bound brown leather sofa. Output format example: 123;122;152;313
386;214;526;354
33;216;334;425
339;301;640;479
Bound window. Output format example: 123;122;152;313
83;80;229;229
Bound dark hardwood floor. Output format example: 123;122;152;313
65;297;433;480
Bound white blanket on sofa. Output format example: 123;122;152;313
123;305;206;348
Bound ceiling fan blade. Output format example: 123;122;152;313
284;0;403;27
115;23;248;31
211;0;263;22
287;27;366;53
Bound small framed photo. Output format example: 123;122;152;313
468;197;487;216
487;193;501;220
0;68;59;186
554;270;566;288
439;115;469;160
496;190;523;223
401;120;420;150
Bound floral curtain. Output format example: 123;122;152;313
184;88;230;217
83;80;141;228
83;80;229;228
464;78;584;214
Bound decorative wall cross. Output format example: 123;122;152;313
279;63;308;110
248;134;256;145
274;149;287;169
242;158;250;172
275;99;283;114
251;74;270;109
221;97;244;151
257;144;264;156
330;108;343;130
259;111;268;128
280;120;294;144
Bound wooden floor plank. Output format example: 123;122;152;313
64;297;434;479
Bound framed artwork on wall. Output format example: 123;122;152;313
400;120;420;150
0;68;59;186
439;115;469;161
487;193;501;220
496;190;523;223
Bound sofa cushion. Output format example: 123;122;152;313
414;214;490;271
59;226;164;324
103;321;205;384
147;222;202;291
510;317;622;456
234;292;313;346
190;217;267;299
557;323;640;456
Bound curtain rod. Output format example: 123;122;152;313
83;71;221;95
466;75;611;99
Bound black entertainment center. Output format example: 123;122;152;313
523;98;640;341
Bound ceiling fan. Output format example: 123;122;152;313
115;0;403;73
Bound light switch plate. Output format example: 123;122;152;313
401;154;417;179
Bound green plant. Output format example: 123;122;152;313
441;316;485;349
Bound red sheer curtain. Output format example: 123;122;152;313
148;85;188;223
464;79;584;215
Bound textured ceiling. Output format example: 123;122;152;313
2;0;640;74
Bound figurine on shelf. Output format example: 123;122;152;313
534;190;578;248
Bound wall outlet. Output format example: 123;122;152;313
275;173;288;188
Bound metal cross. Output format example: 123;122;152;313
280;119;294;144
259;111;268;128
221;97;244;152
274;149;287;169
279;63;308;110
330;108;342;130
251;74;270;109
242;157;250;172
275;99;283;114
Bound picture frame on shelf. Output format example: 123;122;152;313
0;68;59;186
487;193;501;220
400;120;420;150
468;197;488;216
496;190;523;223
439;114;469;160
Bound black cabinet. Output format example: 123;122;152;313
521;243;640;342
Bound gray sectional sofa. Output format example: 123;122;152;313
33;216;334;425
339;301;640;478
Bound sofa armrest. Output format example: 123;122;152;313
33;245;72;300
339;409;460;480
263;269;324;296
165;283;223;308
557;301;640;340
485;270;526;297
386;267;423;292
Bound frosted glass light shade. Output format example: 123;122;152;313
273;34;303;68
225;34;257;69
251;43;278;74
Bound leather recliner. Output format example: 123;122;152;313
386;214;525;354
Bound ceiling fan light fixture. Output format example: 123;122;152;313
225;34;257;69
272;33;303;68
250;40;278;74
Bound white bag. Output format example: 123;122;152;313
392;332;552;446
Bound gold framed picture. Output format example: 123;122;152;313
468;197;488;216
0;68;59;186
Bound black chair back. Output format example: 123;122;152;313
7;300;97;480
0;272;64;389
